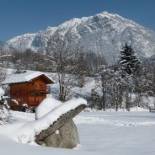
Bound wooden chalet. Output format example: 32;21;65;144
2;71;54;111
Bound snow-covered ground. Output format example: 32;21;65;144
77;112;155;155
0;111;155;155
0;97;87;144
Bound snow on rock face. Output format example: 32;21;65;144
35;95;61;119
6;11;155;63
7;33;36;51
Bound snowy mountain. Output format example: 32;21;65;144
7;11;155;63
0;41;12;52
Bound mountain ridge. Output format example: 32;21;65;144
5;11;155;63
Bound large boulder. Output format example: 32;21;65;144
40;119;79;148
35;97;87;149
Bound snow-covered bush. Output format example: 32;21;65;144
0;87;10;124
0;98;10;125
0;105;9;124
0;87;4;96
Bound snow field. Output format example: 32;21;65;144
0;111;155;154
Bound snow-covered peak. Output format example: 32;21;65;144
97;11;120;18
59;18;82;28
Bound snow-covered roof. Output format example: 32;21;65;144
2;71;54;85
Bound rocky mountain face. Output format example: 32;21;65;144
6;11;155;64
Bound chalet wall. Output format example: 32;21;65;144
10;77;49;110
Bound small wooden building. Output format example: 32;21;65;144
2;71;54;111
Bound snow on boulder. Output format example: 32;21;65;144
15;98;87;144
35;95;61;120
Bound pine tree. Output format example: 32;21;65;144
119;44;141;111
119;44;140;77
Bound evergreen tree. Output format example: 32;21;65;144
90;89;102;110
119;44;140;77
119;44;141;111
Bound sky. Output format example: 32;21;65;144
0;0;155;41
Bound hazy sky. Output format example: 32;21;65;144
0;0;155;41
